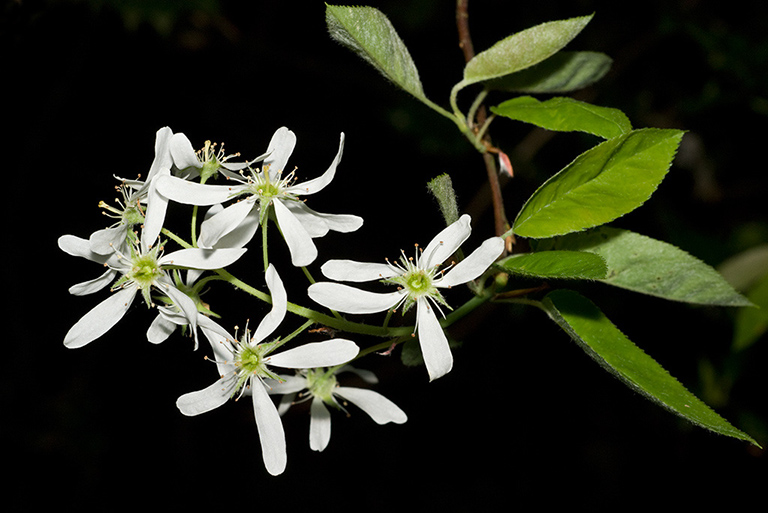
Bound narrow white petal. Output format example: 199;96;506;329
59;235;111;264
283;202;330;237
309;397;332;451
63;286;137;348
176;373;237;416
421;214;472;269
416;298;453;381
89;226;128;255
268;339;359;369
68;269;116;296
437;236;505;288
170;133;203;171
321;259;398;282
267;375;308;395
159;247;247;270
146;127;173;181
254;264;287;343
155;175;243;206
273;199;317;267
197;199;257;249
252;381;287;476
264;127;296;174
284;132;344;196
142;168;171;249
308;282;403;314
334;387;408;424
160;282;201;348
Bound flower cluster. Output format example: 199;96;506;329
60;126;503;475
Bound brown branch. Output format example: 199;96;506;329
456;0;511;248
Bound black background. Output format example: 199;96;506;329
6;0;768;510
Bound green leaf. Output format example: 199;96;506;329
491;96;632;139
459;15;593;89
326;4;426;103
534;227;754;307
733;271;768;350
542;289;759;446
496;251;607;280
512;128;684;238
484;51;612;94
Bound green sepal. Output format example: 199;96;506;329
490;96;632;139
534;227;753;307
542;289;760;446
512;128;684;239
496;250;607;280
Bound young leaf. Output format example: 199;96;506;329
491;96;632;139
326;4;426;103
458;15;593;90
512;128;684;239
496;251;607;280
484;51;612;94
534;227;754;307
542;289;759;446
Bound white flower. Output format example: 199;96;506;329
90;127;174;255
154;127;363;266
60;233;247;349
169;133;262;182
268;366;407;452
176;265;360;476
307;214;504;381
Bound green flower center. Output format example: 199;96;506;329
306;369;338;405
232;336;282;397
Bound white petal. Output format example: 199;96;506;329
254;264;287;343
334;386;407;424
146;127;173;182
437;236;505;288
198;199;258;249
273;199;317;267
284;132;344;196
160;281;201;348
416;298;453;381
170;133;203;171
421;214;472;269
59;235;111;264
63;286;137;348
308;282;403;314
251;380;287;476
159;247;247;270
68;269;116;296
147;312;176;344
88;226;128;255
176;373;237;416
321;259;398;282
204;204;261;249
155;175;244;206
285;201;363;237
309;397;332;451
142;167;170;249
267;374;308;395
264;127;296;174
267;339;359;369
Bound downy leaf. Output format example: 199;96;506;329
496;250;607;280
326;5;426;103
534;227;753;307
542;289;759;446
484;51;612;94
459;15;593;90
513;128;684;238
491;96;632;139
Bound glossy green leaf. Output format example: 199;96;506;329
491;96;632;139
484;51;612;94
534;227;753;307
496;250;607;280
542;289;759;446
459;15;593;90
326;5;426;102
513;128;684;238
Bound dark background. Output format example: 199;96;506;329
6;0;768;510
